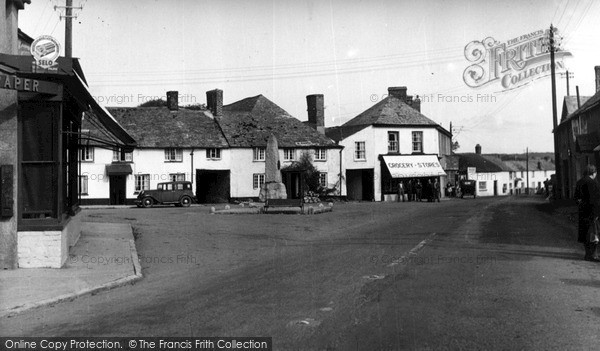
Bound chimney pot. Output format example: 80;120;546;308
206;89;223;117
412;95;421;112
475;144;481;154
307;94;325;134
166;91;179;111
387;86;407;102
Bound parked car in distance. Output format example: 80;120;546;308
459;179;476;198
135;181;195;208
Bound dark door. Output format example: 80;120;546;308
494;180;498;196
362;169;374;201
196;170;230;203
109;175;126;205
282;171;302;199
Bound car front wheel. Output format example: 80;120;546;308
142;197;153;208
180;195;192;207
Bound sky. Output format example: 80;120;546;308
17;0;600;154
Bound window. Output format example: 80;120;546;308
532;171;535;178
169;173;185;182
79;146;94;162
283;148;295;161
520;171;524;178
412;131;423;153
388;132;399;153
319;172;327;188
135;174;150;192
78;175;88;195
355;142;366;160
478;181;487;191
165;148;183;162
253;173;265;189
253;148;265;161
206;148;221;160
113;148;133;162
315;148;327;161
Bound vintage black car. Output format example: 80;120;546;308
459;179;476;198
135;181;195;208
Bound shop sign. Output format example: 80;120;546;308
31;35;61;71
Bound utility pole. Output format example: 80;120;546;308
65;0;72;58
526;147;529;195
55;0;82;58
560;70;574;96
549;24;562;199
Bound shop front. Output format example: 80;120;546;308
0;53;135;268
380;154;447;201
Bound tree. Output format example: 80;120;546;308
452;141;460;152
281;151;321;194
138;99;166;107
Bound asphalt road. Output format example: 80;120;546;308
3;196;600;350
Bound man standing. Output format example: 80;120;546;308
574;165;600;262
397;181;405;202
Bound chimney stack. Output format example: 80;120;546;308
475;144;481;154
307;94;325;134
412;95;421;112
388;86;407;102
595;66;600;92
166;91;178;111
206;89;223;117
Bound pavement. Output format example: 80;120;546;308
0;222;142;318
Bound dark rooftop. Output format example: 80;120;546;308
105;107;229;148
218;95;339;148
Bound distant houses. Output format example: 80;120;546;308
457;144;555;196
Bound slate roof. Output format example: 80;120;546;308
458;153;509;173
457;154;555;173
326;95;450;139
560;96;591;123
574;89;600;115
217;95;339;148
104;107;229;148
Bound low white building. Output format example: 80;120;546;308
326;86;453;201
80;90;342;204
457;144;556;196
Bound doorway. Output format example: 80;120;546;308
109;175;127;205
196;170;230;203
346;169;374;201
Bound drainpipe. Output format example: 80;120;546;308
339;147;343;198
190;149;194;185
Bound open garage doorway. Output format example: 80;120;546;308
196;170;230;203
346;169;374;201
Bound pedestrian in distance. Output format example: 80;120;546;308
407;179;414;202
416;180;423;202
574;164;600;262
426;179;433;202
434;179;441;202
398;181;406;202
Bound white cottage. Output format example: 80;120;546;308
80;90;342;204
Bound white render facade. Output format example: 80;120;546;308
337;125;450;201
80;146;342;204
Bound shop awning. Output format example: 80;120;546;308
106;164;133;175
382;155;447;178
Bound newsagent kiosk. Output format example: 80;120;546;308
0;49;136;268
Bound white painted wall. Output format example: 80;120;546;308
81;146;342;201
338;125;445;201
469;170;556;197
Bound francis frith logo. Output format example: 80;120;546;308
463;29;572;91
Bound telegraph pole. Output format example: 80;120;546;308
526;147;529;195
55;0;82;58
65;0;72;57
549;24;562;199
560;70;574;96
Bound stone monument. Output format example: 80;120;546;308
259;134;288;201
